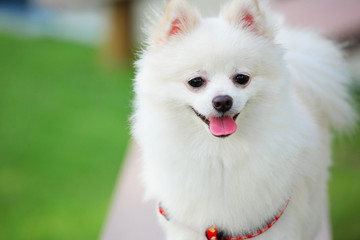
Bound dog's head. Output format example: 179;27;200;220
135;0;287;138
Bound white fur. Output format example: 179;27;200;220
131;0;356;239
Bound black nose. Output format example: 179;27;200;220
212;95;233;113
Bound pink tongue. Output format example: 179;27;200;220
209;116;237;136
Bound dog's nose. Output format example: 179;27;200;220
212;95;233;113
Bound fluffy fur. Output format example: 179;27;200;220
131;0;356;239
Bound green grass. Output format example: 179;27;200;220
330;90;360;240
0;32;359;240
0;33;133;239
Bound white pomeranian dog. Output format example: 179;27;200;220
131;0;356;239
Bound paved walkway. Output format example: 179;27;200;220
101;143;163;240
273;0;360;40
101;1;360;239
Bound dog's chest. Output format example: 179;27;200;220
156;152;295;232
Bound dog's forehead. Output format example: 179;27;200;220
170;22;257;75
190;18;242;53
176;19;262;75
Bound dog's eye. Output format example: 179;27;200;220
234;74;250;86
188;77;205;88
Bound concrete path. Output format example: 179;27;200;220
273;0;360;40
101;1;360;239
101;142;163;240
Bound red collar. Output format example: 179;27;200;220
159;199;290;240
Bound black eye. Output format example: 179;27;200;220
234;74;250;86
188;77;205;88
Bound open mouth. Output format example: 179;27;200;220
192;108;240;138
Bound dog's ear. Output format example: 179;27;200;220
222;0;275;39
153;0;200;46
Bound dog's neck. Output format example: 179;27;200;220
159;198;291;240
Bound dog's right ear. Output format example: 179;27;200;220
152;0;200;47
221;0;275;40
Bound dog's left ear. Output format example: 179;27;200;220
222;0;275;39
153;0;200;46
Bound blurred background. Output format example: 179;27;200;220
0;0;359;240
